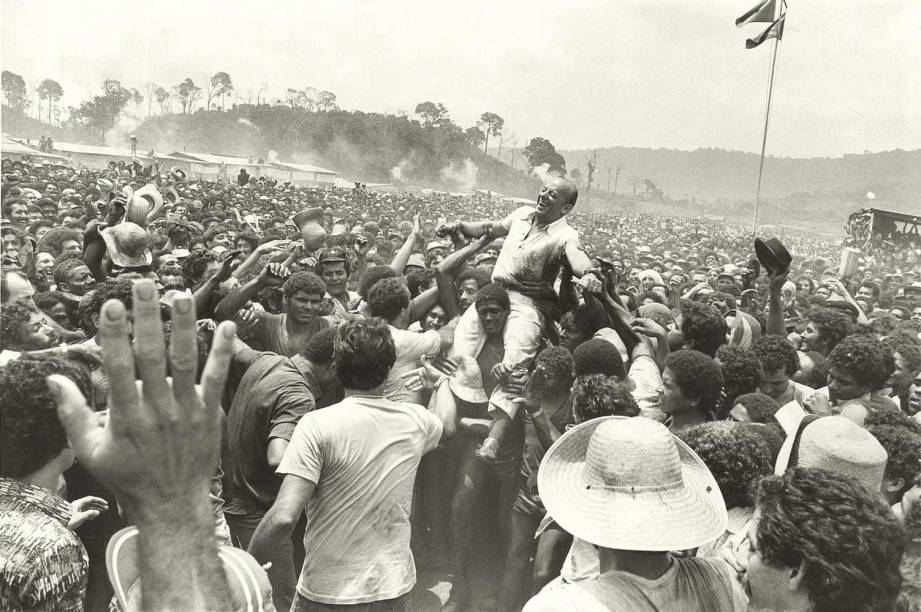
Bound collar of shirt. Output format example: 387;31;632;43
0;477;72;527
521;208;571;237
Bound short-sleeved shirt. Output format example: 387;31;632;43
278;396;443;605
492;206;581;287
0;478;88;612
384;326;442;404
223;346;316;515
524;555;747;612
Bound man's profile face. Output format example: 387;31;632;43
828;366;867;403
760;367;790;402
458;279;480;310
800;322;823;353
659;367;693;416
17;312;55;350
476;299;509;337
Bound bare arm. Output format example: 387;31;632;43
408;287;440;324
766;269;788;337
435;235;494;320
389;214;421;274
266;438;289;469
428;380;458;439
248;475;315;610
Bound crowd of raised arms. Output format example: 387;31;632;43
2;153;921;612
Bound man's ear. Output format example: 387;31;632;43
788;560;807;592
886;477;905;495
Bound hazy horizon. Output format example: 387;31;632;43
3;0;920;158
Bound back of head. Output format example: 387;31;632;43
1;358;90;478
679;421;774;508
334;318;396;390
665;349;724;420
573;338;625;378
732;392;780;424
367;277;410;322
754;467;903;612
571;374;639;422
301;326;338;365
680;301;727;357
828;334;892;393
357;265;397;300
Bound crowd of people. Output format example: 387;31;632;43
1;152;921;612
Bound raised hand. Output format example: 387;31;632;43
68;496;109;530
259;262;291;287
47;280;237;517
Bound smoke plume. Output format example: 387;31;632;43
440;158;479;192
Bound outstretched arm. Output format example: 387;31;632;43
435;235;494;320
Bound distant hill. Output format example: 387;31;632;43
556;146;921;217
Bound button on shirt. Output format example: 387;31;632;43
0;478;88;612
492;206;581;286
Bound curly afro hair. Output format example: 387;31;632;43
79;278;135;336
679;300;727;357
533;345;574;384
807;308;852;354
1;357;91;478
828;335;893;392
755;467;905;612
571;374;639;422
716;346;763;403
572;338;625;378
665;349;724;419
301;326;338;365
357;265;396;300
864;406;921;435
867;424;921;502
0;299;37;350
405;267;435;298
282;270;327;300
732;392;780;424
367;277;411;321
678;421;774;508
752;335;800;376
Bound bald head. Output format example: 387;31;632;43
536;176;578;224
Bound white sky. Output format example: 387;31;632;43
3;0;920;157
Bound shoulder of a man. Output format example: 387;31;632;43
524;578;627;612
392;326;441;355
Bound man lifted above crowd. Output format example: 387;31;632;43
437;176;602;459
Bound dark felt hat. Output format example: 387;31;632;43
754;238;792;275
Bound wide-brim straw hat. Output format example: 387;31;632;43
774;415;887;492
101;222;152;268
539;416;727;551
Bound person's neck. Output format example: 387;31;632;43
345;384;386;399
598;549;673;580
24;462;64;494
670;409;707;431
285;313;317;332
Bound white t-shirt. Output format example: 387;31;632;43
278;395;443;605
383;326;441;404
524;556;748;612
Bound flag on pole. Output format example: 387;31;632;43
735;0;777;27
746;15;785;49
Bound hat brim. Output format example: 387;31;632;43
538;417;727;551
101;227;153;268
449;378;489;404
754;238;792;275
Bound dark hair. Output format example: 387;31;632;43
80;279;134;335
884;337;921;380
716;346;762;407
733;392;780;424
752;335;800;376
572;338;625;378
665;349;724;420
680;301;727;357
333;318;395;390
571;374;639;422
858;281;880;299
533;346;574;389
235;231;260;251
755;467;904;612
0;358;91;477
367;277;411;321
0;299;37;350
301;325;337;365
180;251;216;285
282;271;326;299
475;282;510;311
28;219;54;235
679;421;773;508
202;223;229;245
405;267;435;298
807;308;852;354
41;228;81;258
828;335;893;392
867;424;921;501
457;266;493;293
357;265;397;300
52;256;88;286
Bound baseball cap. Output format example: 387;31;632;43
317;246;348;264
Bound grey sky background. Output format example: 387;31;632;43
3;0;919;158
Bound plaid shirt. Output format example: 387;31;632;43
0;478;88;612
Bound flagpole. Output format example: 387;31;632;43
752;12;782;234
